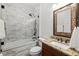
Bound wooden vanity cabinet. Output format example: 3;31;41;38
42;43;68;56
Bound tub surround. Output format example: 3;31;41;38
39;37;79;56
0;3;40;42
0;3;40;56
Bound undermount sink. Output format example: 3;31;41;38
50;41;70;50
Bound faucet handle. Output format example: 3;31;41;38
65;40;70;44
60;38;63;42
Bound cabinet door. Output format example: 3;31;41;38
42;43;68;56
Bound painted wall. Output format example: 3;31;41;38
0;3;40;42
39;3;53;38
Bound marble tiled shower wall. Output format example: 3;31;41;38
0;3;40;42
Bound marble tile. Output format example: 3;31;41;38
0;3;40;42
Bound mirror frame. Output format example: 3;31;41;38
53;3;77;38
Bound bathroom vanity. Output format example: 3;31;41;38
40;37;79;56
42;42;68;56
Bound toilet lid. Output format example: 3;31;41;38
30;46;41;53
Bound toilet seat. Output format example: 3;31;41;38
30;46;42;56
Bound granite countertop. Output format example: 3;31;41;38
39;37;79;56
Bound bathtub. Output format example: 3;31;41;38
2;38;37;56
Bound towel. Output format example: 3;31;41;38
0;19;5;39
70;27;79;51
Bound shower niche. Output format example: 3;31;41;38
53;3;77;38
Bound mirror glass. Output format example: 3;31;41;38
57;8;71;33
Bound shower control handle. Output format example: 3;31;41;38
1;42;4;45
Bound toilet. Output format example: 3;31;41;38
30;46;42;56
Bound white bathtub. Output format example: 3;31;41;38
2;39;37;56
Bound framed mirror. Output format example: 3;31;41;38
53;4;77;38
